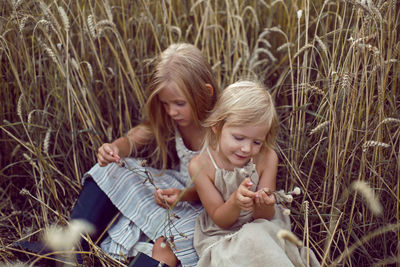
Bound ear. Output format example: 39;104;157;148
211;126;217;134
205;83;214;96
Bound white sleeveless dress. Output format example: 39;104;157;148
83;133;203;267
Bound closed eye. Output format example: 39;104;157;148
233;135;244;141
175;101;186;106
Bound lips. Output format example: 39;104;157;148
234;153;248;160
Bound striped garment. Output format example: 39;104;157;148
84;134;203;267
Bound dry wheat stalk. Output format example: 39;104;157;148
118;159;187;250
0;263;27;267
17;94;24;118
340;73;351;91
381;118;400;125
276;42;294;53
351;180;383;216
40;42;58;64
96;19;116;29
13;0;25;10
315;35;328;57
367;0;383;23
58;6;69;32
310;121;330;135
43;128;51;154
87;15;96;38
362;140;390;152
104;0;113;21
18;17;27;33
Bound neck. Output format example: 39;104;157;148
178;124;205;151
215;149;234;171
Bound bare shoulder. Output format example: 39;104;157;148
189;151;215;183
189;151;211;173
127;123;152;144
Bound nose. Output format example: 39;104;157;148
167;105;178;117
241;141;251;153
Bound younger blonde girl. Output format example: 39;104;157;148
190;80;320;267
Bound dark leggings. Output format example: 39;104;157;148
70;176;119;250
70;177;168;266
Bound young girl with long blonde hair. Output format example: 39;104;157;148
71;43;218;267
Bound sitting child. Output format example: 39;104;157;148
189;80;320;267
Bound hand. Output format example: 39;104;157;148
97;143;121;167
154;188;181;209
234;178;256;211
255;188;275;207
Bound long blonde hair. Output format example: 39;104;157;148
203;80;278;151
137;43;218;169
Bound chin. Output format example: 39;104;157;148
232;156;249;166
176;121;188;127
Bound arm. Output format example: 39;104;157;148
180;186;199;202
252;148;278;220
97;123;151;166
190;154;255;229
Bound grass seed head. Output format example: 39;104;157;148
277;229;302;247
17;94;24;118
291;187;301;195
283;208;291;215
381;118;400;125
43;128;51;154
87;15;96;38
43;219;94;251
58;6;69;32
351;181;383;216
297;10;303;19
362;141;390;152
310;121;330;135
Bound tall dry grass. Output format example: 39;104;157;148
1;0;399;266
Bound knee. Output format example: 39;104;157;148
152;237;178;267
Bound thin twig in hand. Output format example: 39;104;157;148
117;158;187;250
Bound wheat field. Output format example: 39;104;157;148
0;0;399;266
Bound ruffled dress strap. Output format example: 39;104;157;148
206;147;219;170
175;131;199;181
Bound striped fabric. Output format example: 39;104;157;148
84;134;202;267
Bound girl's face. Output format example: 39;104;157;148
158;81;194;128
216;123;269;169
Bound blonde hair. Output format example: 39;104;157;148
138;43;217;169
203;80;278;150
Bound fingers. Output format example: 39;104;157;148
163;195;177;206
154;190;167;208
156;188;180;206
240;177;253;189
160;188;176;195
236;179;256;211
238;178;256;199
255;189;275;207
154;189;180;208
97;143;120;166
238;197;254;211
